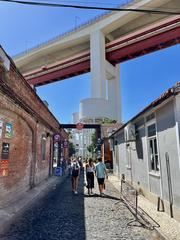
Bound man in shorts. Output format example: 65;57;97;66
95;157;108;196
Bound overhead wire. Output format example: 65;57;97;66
34;0;123;6
0;0;180;15
33;0;180;11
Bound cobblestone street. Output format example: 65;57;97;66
0;173;161;240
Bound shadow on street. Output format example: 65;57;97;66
1;172;86;240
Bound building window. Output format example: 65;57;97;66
146;113;155;122
147;123;159;173
41;134;46;160
147;123;156;137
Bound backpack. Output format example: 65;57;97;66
72;162;79;177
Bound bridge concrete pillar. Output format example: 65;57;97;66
106;62;121;122
90;30;106;99
84;29;121;122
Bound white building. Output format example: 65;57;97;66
70;112;95;158
110;82;180;221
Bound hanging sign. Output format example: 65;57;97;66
5;123;13;138
63;139;68;148
54;134;60;143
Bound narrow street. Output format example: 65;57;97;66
0;172;160;240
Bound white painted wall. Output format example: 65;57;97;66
112;95;180;210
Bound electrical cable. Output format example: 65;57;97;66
0;0;180;15
35;0;122;6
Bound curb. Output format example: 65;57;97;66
154;228;168;240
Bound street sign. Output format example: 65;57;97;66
63;139;68;148
76;122;84;130
54;134;60;143
55;167;62;176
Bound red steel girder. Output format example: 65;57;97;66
26;18;180;87
106;27;180;64
28;60;90;86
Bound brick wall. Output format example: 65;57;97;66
0;47;68;204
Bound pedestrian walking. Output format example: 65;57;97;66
61;157;66;176
68;158;72;176
71;158;80;194
78;156;83;172
85;158;95;195
95;157;108;196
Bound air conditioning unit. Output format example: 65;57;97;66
124;123;136;142
109;138;114;151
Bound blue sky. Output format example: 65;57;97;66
0;0;179;124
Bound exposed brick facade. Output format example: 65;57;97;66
0;47;68;205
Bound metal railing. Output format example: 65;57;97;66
121;177;138;217
120;175;160;229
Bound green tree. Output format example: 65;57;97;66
69;141;75;157
87;132;97;155
87;144;94;153
67;129;73;139
102;118;117;124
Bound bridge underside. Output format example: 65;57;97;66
25;16;180;87
14;0;180;88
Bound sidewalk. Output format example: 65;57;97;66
108;174;180;240
0;175;67;233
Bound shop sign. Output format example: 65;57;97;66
1;142;10;159
5;123;13;138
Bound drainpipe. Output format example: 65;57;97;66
29;120;38;188
129;142;133;185
165;152;173;218
49;134;53;176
